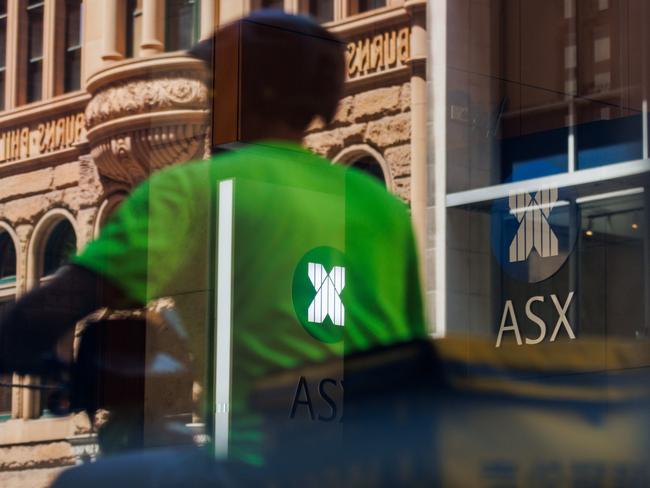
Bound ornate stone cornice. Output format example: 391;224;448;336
85;55;210;185
85;71;208;129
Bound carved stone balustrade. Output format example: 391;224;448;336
85;54;209;185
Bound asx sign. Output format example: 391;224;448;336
491;186;579;348
496;292;576;348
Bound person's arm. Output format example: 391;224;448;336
0;264;138;375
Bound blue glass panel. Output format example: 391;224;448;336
577;115;643;169
500;126;568;183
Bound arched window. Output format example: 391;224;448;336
42;220;76;277
0;232;16;284
94;192;127;237
0;230;17;419
351;156;387;185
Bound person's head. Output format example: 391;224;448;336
189;11;346;144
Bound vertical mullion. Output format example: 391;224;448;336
643;99;648;160
0;8;6;110
193;0;200;44
42;0;55;99
567;0;577;173
214;179;234;459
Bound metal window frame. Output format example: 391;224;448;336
446;159;650;208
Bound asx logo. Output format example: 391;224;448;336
491;185;576;284
307;263;345;327
508;188;559;263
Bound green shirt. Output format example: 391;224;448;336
74;141;426;464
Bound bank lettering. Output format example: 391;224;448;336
346;27;410;79
495;292;576;348
0;112;86;163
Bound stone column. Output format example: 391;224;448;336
406;0;428;285
287;0;300;14
42;0;57;98
5;0;20;108
339;0;349;19
8;225;29;419
102;0;123;61
141;0;164;55
219;0;246;25
200;0;216;39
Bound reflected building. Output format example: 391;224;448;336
0;1;427;485
434;0;650;351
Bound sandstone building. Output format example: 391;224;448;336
0;1;428;485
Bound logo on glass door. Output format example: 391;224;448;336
491;185;578;283
508;188;559;263
293;247;347;343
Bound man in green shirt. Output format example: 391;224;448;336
0;9;426;477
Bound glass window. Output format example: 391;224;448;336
305;0;334;24
258;0;284;10
579;190;645;337
0;232;16;283
0;230;15;420
125;0;142;58
446;0;649;193
42;220;76;277
351;156;386;185
165;0;198;52
444;0;650;358
446;183;649;346
349;0;386;15
26;0;44;103
0;0;7;110
64;0;82;92
573;0;643;169
0;363;13;419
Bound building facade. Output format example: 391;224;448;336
0;1;428;485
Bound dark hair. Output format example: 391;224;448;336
189;11;346;133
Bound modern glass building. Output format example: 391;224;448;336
429;0;650;355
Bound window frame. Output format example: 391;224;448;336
62;0;82;93
0;1;8;110
347;0;389;17
164;0;200;53
0;228;17;421
124;0;143;58
24;0;45;104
